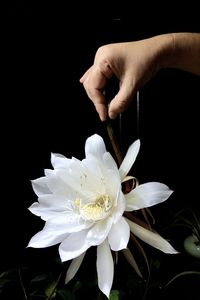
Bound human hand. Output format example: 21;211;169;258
80;35;172;121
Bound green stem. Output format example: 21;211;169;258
18;268;28;300
47;272;62;300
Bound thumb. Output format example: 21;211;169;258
108;79;136;119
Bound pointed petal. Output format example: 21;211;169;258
119;139;140;180
105;169;121;202
27;228;69;248
43;215;92;234
44;169;76;198
31;177;51;196
122;248;143;278
97;239;114;298
126;219;178;254
54;167;97;200
28;195;70;220
125;182;173;211
59;231;90;262
103;152;119;173
28;202;66;220
65;252;86;284
85;134;106;160
113;190;126;224
51;153;71;169
86;217;113;245
108;217;130;251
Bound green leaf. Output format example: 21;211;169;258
109;290;120;300
30;274;49;284
45;280;57;298
0;269;17;279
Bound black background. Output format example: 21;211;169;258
3;1;200;298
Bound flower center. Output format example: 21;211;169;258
77;194;113;221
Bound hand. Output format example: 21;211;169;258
80;35;173;121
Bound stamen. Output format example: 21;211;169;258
78;194;113;221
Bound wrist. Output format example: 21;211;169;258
151;33;175;71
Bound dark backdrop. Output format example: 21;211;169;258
3;1;200;298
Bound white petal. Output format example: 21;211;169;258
85;134;106;160
126;219;178;254
31;177;51;196
43;215;92;234
37;194;67;207
125;182;173;211
28;202;65;220
28;195;70;220
27;228;69;248
82;155;103;179
51;153;71;169
105;169;121;202
97;239;114;298
119;139;140;180
108;217;130;251
44;169;76;198
113;190;126;224
103;152;119;173
59;231;91;262
86;217;113;246
54;166;97;200
65;252;86;284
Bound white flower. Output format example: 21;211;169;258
28;134;177;298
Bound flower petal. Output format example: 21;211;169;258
43;215;92;234
65;252;86;284
31;177;51;196
105;169;121;203
59;231;90;262
97;239;114;298
51;153;71;169
44;169;76;198
108;217;130;251
54;166;98;200
112;190;126;224
119;139;140;180
86;217;113;246
125;182;173;211
103;152;119;174
28;195;70;220
28;202;65;220
126;219;178;254
85;134;106;160
122;248;143;278
27;228;69;248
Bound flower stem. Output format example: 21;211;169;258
106;121;123;166
18;268;28;300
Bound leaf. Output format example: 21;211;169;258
30;274;49;284
0;269;17;279
45;280;57;298
109;290;120;300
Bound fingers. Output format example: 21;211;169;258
79;67;93;83
80;64;112;121
108;79;135;119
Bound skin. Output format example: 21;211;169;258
80;33;200;121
